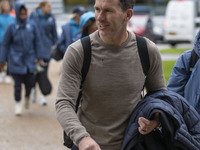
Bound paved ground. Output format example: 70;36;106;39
0;60;69;150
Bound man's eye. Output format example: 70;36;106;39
105;9;112;12
95;8;100;12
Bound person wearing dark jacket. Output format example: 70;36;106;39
122;90;200;150
29;0;58;105
0;1;44;116
57;6;85;55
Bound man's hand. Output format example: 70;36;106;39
37;59;43;66
78;136;101;150
0;62;5;70
138;112;160;135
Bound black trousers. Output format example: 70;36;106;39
12;73;35;102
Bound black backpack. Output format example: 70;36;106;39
63;35;150;148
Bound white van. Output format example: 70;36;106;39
164;0;200;46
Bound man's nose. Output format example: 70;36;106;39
96;11;104;22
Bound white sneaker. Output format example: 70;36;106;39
0;76;3;83
30;88;37;103
15;102;22;116
4;76;11;84
40;94;47;106
24;97;30;109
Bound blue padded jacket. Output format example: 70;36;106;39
122;90;200;150
0;1;44;74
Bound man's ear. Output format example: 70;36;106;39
126;9;133;21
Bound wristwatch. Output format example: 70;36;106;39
153;123;161;131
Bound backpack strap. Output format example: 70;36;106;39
75;36;91;112
189;49;199;76
80;36;91;86
135;35;149;96
63;36;91;148
135;35;150;77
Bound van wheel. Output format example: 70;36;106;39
170;43;176;47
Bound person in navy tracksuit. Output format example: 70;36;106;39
0;1;44;116
29;0;58;105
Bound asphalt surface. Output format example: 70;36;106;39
0;60;69;150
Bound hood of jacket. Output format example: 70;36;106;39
193;30;200;57
79;11;95;30
14;1;26;24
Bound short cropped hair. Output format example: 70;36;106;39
118;0;135;12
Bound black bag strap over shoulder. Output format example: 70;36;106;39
80;36;92;87
189;49;199;76
136;35;150;77
75;36;91;112
135;35;149;97
63;36;91;148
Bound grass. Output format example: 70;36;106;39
160;48;189;54
160;48;189;84
162;60;177;85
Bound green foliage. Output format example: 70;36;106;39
162;60;176;85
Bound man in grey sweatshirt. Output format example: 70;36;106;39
55;0;166;149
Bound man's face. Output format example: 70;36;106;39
94;0;127;40
19;9;27;20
